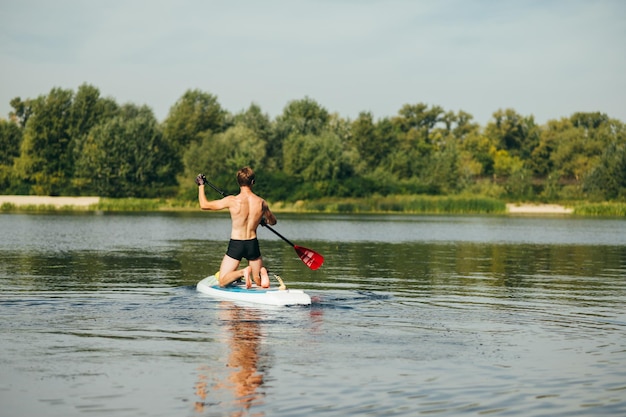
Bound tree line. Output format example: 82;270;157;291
1;83;625;202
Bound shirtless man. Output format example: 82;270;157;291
196;167;277;288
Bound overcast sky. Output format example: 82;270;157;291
1;0;624;126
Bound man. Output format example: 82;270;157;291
196;167;277;288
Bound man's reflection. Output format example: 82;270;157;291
223;304;265;410
195;303;266;415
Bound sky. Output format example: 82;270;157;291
1;0;625;126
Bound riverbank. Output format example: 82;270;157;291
1;195;624;216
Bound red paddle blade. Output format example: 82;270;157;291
294;245;324;270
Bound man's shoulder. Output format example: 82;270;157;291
242;192;264;202
221;195;238;205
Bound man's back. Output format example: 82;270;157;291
228;189;265;240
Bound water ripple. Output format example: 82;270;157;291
1;213;625;416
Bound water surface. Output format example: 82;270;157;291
1;213;625;416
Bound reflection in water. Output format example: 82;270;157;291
194;365;210;412
302;241;626;296
195;304;266;416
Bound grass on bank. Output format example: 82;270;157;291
1;202;81;212
2;196;626;216
273;195;506;214
572;202;626;216
94;195;508;214
1;195;506;214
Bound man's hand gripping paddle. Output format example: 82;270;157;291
197;174;324;270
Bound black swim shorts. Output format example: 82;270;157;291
226;238;261;261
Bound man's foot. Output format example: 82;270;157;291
260;268;270;288
244;266;252;289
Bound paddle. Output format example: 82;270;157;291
201;176;324;270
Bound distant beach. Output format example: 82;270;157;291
0;195;100;208
506;203;573;214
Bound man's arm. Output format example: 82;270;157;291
198;184;232;211
196;173;231;211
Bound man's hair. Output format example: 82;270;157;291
237;167;256;187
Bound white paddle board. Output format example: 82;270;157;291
196;275;311;306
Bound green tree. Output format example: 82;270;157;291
67;84;119;193
68;84;118;143
182;123;267;196
492;148;532;198
481;109;540;198
8;97;33;128
452;110;480;139
485;109;540;160
547;113;616;183
74;105;176;197
216;125;267;175
459;131;495;177
570;112;610;130
270;97;330;169
531;118;570;177
283;131;348;182
423;137;461;194
350;113;398;174
281;131;354;199
232;103;272;144
10;85;119;195
162;89;228;176
0;118;23;192
394;103;444;135
584;142;626;200
275;97;330;137
13;88;74;195
386;103;445;179
0;119;21;166
583;120;626;200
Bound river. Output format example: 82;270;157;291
1;212;625;416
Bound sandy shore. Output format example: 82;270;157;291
506;203;573;214
0;195;100;208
